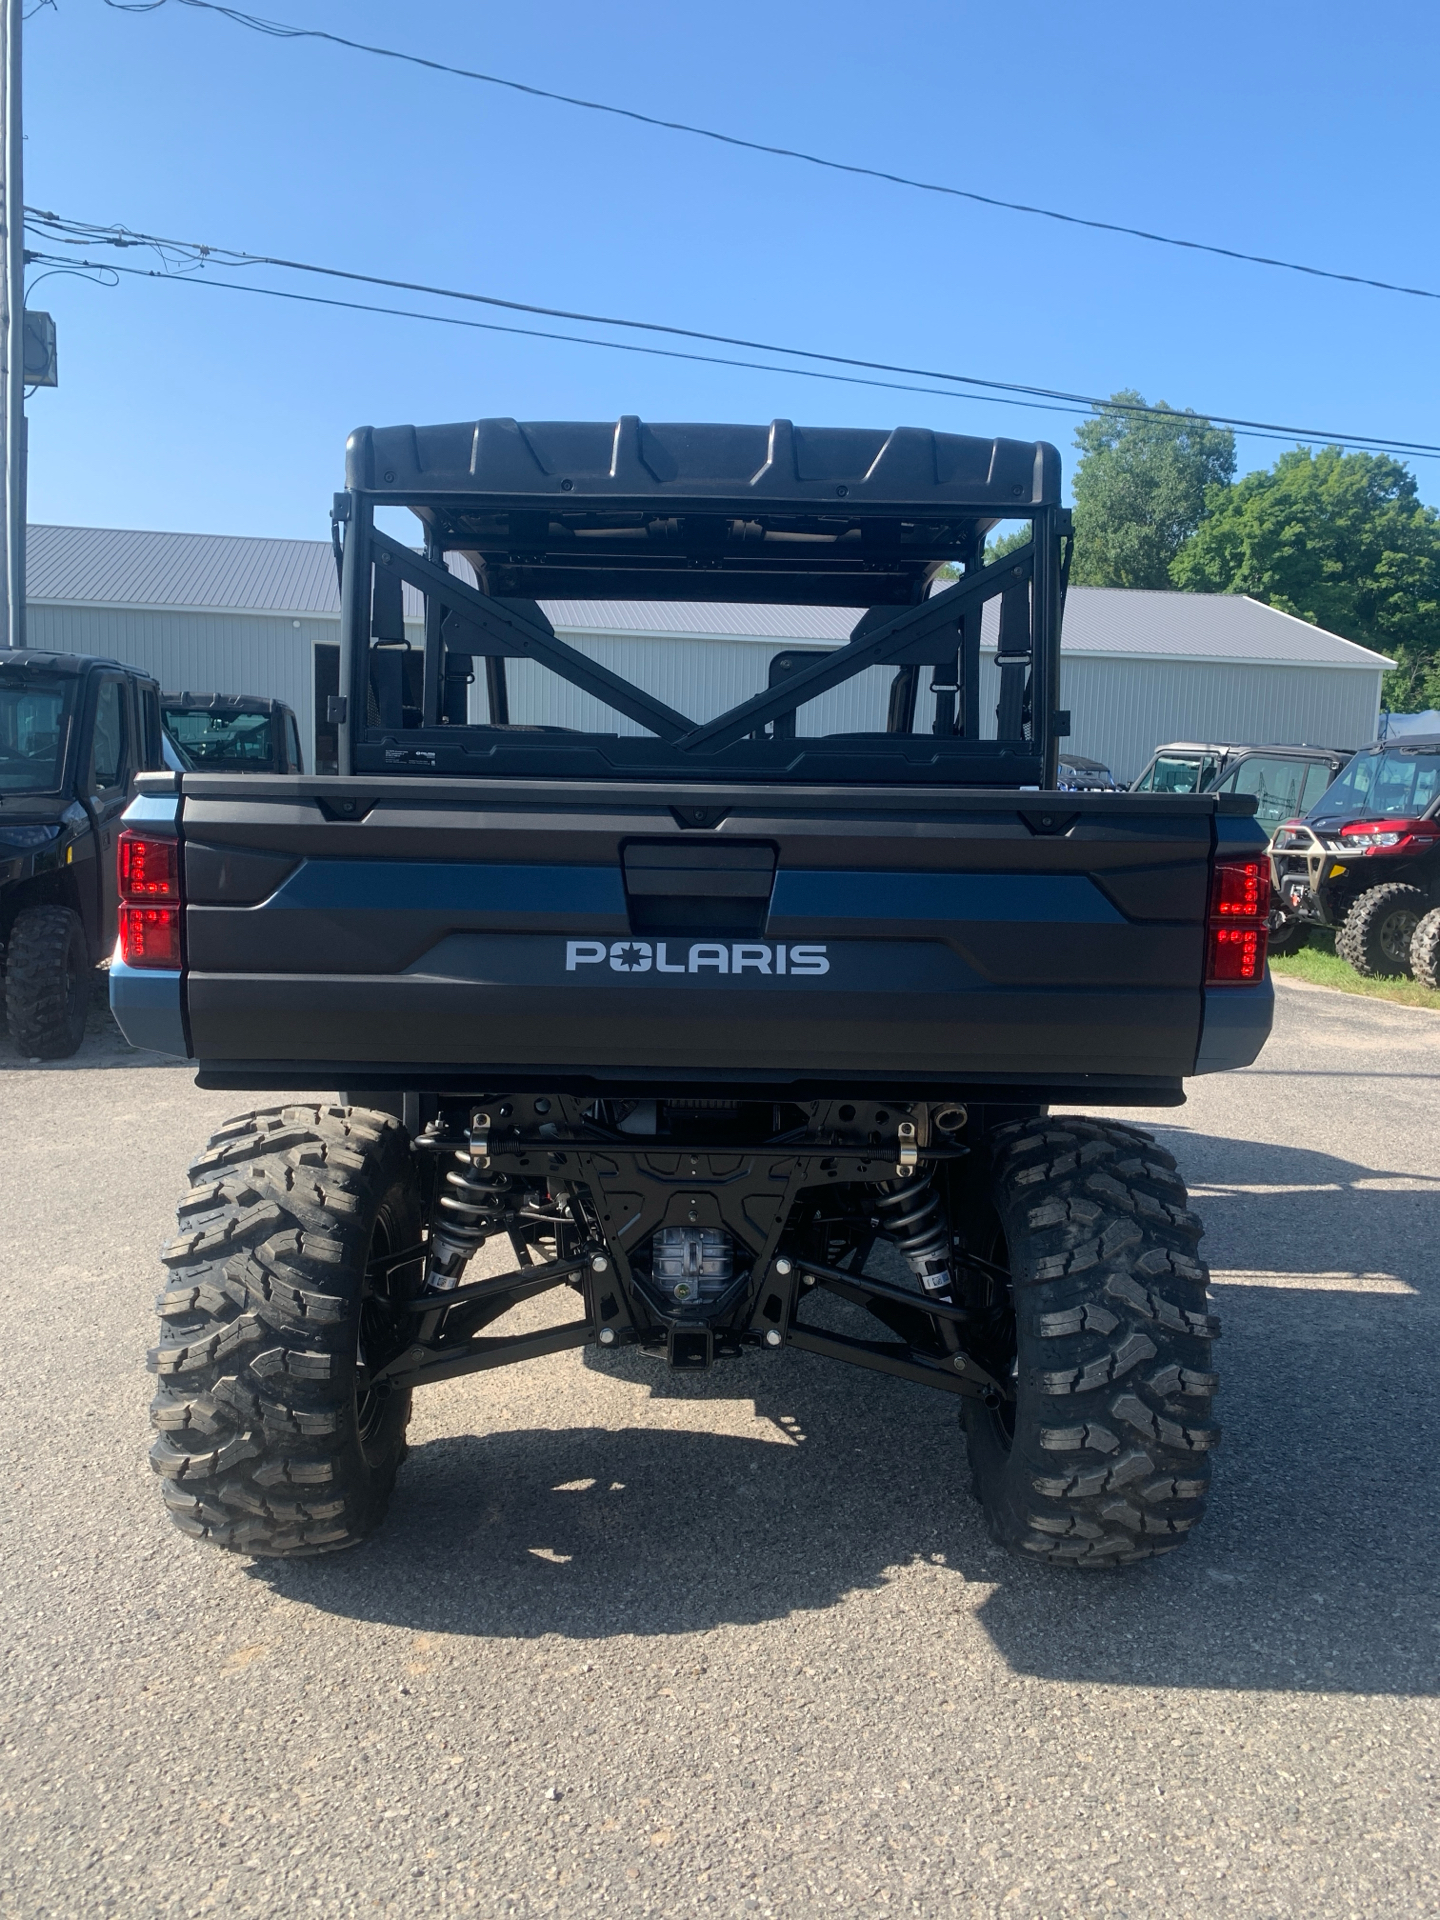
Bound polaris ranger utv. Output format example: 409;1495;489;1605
111;416;1272;1568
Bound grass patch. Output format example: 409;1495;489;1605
1270;927;1440;1010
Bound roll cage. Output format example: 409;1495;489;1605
332;416;1072;787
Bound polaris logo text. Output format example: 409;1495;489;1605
566;940;829;977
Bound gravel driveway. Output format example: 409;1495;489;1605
1;979;1437;1917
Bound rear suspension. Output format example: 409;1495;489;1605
875;1169;953;1295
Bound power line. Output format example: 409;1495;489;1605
62;247;1365;457
27;248;1440;466
100;0;1440;305
23;248;1109;424
27;209;1440;459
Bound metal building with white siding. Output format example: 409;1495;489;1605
26;525;342;764
24;524;1391;779
1050;588;1389;778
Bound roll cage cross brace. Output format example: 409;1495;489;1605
328;416;1072;787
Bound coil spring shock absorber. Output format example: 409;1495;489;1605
875;1170;953;1296
425;1111;515;1291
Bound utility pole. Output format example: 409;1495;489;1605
0;0;23;649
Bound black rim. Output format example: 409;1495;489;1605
1380;911;1418;964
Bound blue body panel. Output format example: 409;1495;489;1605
122;788;182;829
1193;977;1274;1073
262;860;626;916
109;957;188;1057
109;787;189;1056
769;870;1124;924
259;862;1123;925
1192;808;1276;1071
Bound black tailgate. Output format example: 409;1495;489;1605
175;776;1222;1092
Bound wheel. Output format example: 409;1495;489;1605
1266;915;1309;957
961;1117;1219;1568
149;1104;424;1556
3;904;90;1058
1335;883;1427;977
1411;907;1440;991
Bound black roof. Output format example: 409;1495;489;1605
1148;740;1351;759
161;691;291;716
345;416;1062;607
0;648;152;679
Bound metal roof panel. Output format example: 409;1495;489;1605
23;525;1393;669
26;523;342;615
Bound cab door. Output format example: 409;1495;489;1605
1212;755;1313;835
138;683;166;771
1299;758;1342;815
85;674;135;951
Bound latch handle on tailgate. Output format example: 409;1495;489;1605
621;839;778;936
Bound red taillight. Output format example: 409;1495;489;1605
1207;853;1270;985
118;832;178;901
1209;923;1265;982
117;831;181;968
119;905;181;968
1210;855;1269;919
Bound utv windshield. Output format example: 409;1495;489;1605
162;707;278;771
1134;753;1217;795
0;674;75;792
1308;747;1440;822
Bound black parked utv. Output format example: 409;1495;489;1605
112;416;1273;1569
1130;740;1351;837
161;691;305;775
1269;736;1440;974
0;649;164;1057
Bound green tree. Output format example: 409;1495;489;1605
985;524;1031;562
1070;391;1236;588
1170;446;1440;711
931;522;1029;582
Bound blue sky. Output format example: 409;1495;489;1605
21;0;1440;539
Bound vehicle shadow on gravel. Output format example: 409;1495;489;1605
249;1235;1440;1697
1140;1126;1440;1290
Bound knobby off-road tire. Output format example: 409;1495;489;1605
1409;906;1440;991
963;1117;1219;1568
1335;883;1427;978
149;1104;423;1556
4;904;89;1058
